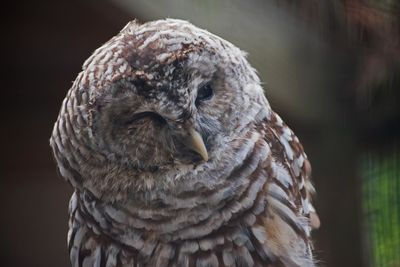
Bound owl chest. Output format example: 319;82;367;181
68;214;274;267
68;194;313;267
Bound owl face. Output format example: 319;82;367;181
51;19;269;197
86;20;265;171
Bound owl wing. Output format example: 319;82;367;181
266;111;318;226
248;111;319;266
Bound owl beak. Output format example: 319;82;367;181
183;128;209;161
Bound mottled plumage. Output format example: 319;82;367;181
50;19;319;267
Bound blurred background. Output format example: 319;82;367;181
1;0;399;266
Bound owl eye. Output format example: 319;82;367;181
126;112;166;125
195;82;214;106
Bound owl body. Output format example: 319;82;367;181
50;19;318;267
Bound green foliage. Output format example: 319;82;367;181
362;150;400;267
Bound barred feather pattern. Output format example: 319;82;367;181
50;19;317;267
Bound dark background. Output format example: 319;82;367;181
2;1;399;267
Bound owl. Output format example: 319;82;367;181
50;19;319;267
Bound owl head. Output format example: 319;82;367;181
50;19;270;199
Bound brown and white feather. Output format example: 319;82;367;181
50;19;318;267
